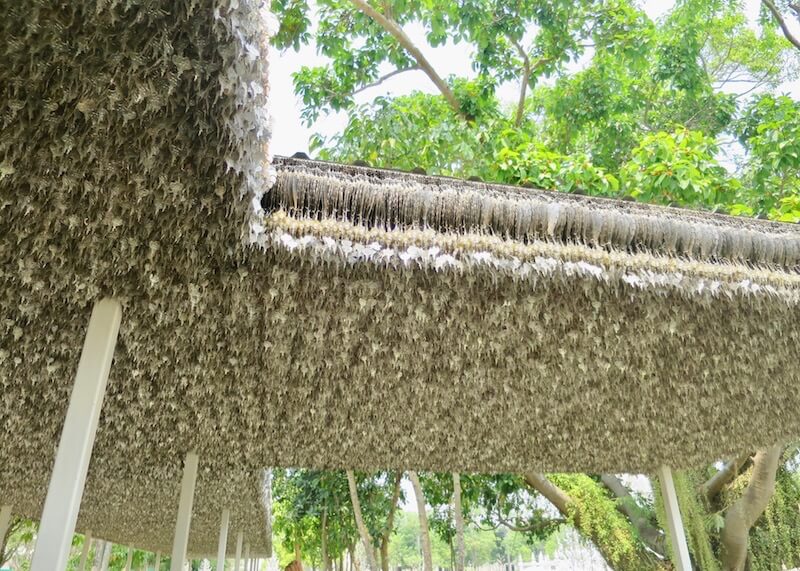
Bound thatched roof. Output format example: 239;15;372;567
2;0;800;559
251;157;800;474
0;0;273;556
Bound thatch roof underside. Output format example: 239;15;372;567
2;0;800;558
0;0;272;556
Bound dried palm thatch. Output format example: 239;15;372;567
3;0;800;559
250;157;800;474
0;0;272;556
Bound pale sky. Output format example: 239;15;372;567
268;0;800;158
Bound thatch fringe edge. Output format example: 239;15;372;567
268;168;800;269
256;212;800;304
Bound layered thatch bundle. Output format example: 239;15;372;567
251;157;800;474
3;0;800;559
0;0;272;555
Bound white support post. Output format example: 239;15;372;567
125;546;134;571
657;465;692;571
216;509;230;571
77;531;92;571
30;299;122;571
170;452;199;571
233;532;243;571
0;505;12;547
243;543;250;571
155;551;162;571
100;541;113;571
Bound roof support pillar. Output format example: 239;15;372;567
170;452;199;571
155;551;162;571
125;546;134;571
77;531;92;571
243;543;250;571
30;299;122;571
216;508;230;571
100;540;113;571
657;465;692;571
234;531;243;571
0;504;12;553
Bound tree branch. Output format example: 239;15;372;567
600;475;666;557
509;37;532;127
353;66;419;96
700;453;752;502
763;0;800;51
508;37;552;127
349;0;462;116
720;444;784;570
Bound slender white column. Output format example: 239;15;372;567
0;505;12;547
170;452;199;571
243;543;250;571
30;299;122;571
77;531;93;571
216;508;230;571
657;465;692;571
155;551;162;571
100;541;113;571
233;532;243;571
124;546;134;571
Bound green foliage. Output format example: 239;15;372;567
621;128;735;207
495;139;619;195
273;469;358;567
736;94;800;219
549;475;649;571
312;93;499;176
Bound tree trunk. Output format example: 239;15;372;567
599;474;666;557
347;470;379;571
701;453;752;503
452;473;466;571
380;472;403;571
348;544;359;571
408;472;433;571
321;509;330;571
523;473;660;571
720;444;783;571
294;540;304;571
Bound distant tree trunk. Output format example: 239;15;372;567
321;509;330;571
293;540;304;571
721;444;784;571
347;470;379;571
452;473;465;571
348;544;359;571
380;472;403;571
408;472;433;571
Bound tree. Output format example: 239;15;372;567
452;473;465;571
408;472;433;571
